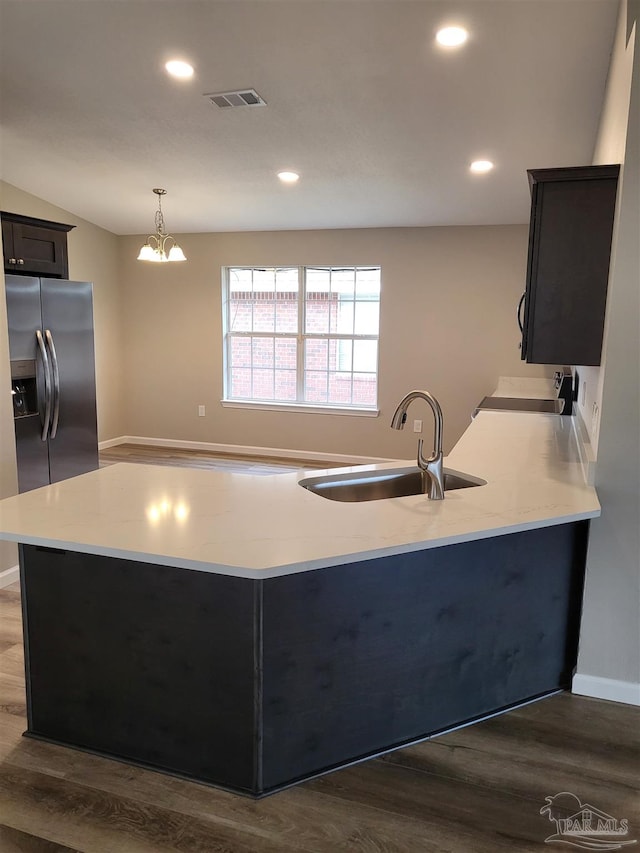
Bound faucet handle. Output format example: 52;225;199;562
417;437;436;466
417;438;445;499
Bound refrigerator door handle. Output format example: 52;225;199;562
517;292;526;333
45;329;61;439
35;329;52;441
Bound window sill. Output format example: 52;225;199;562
221;399;379;417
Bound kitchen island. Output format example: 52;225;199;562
0;406;599;796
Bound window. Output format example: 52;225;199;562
222;266;381;411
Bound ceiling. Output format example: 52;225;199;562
0;0;619;236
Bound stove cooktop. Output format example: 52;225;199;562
474;396;563;416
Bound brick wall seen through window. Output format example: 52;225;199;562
223;267;380;409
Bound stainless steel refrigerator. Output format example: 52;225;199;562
6;275;98;492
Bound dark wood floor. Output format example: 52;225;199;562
1;447;638;851
99;443;335;475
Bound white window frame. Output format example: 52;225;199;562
221;266;380;416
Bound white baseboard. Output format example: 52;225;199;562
98;436;127;449
572;673;640;706
99;435;393;466
0;565;19;589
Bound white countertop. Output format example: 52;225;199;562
0;407;600;578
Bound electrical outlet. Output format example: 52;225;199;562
198;405;206;417
413;419;423;433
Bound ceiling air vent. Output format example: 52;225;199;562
205;89;266;109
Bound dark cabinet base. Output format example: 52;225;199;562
19;522;588;796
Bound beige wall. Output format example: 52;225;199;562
0;182;124;441
119;225;547;459
576;0;636;447
575;0;640;696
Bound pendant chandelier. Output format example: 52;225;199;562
137;188;187;263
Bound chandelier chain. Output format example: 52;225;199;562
155;199;166;236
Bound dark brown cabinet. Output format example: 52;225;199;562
19;520;588;795
2;212;74;279
520;164;619;366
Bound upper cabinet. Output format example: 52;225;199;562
2;212;74;279
520;165;619;366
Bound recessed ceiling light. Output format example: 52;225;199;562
278;171;300;184
436;26;469;47
165;60;194;79
470;160;494;174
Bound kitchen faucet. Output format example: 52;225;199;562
390;390;445;500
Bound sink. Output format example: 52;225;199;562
299;466;486;502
